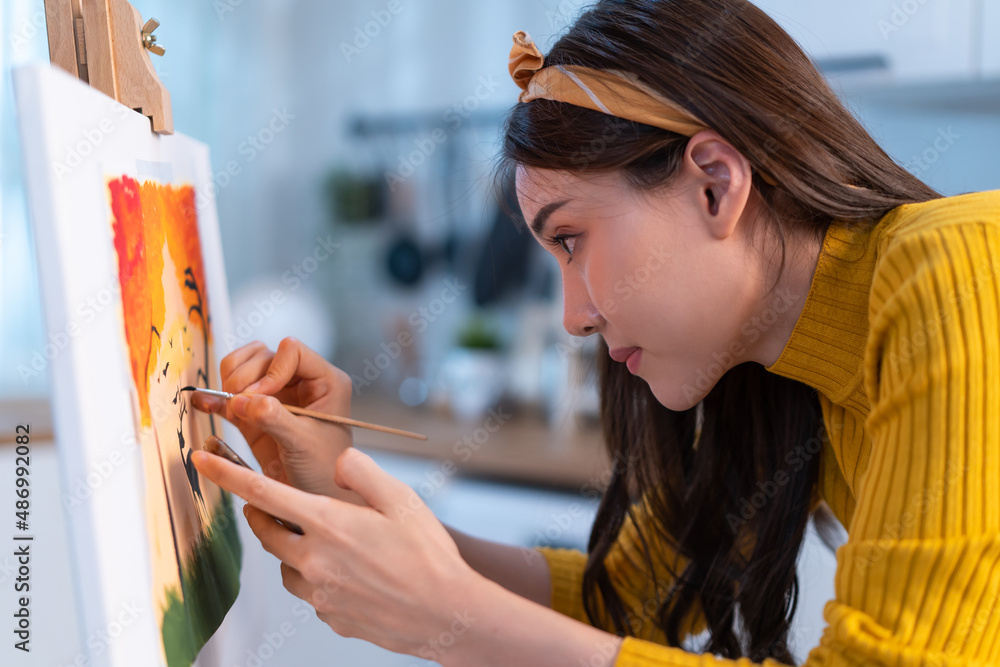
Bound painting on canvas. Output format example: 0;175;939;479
108;174;241;664
13;64;243;666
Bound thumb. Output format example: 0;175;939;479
334;448;424;518
230;393;300;447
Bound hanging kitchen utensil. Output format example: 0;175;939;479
439;129;463;272
379;120;429;288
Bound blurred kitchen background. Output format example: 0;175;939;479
0;0;998;665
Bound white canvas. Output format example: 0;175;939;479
13;63;267;667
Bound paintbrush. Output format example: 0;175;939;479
180;386;428;441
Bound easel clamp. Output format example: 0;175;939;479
43;0;173;134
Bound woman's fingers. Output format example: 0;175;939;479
219;341;269;385
280;562;315;604
189;391;262;447
244;504;305;561
222;345;275;395
190;391;225;415
279;562;348;614
333;448;423;519
229;393;307;450
233;395;299;480
249;337;351;398
192;449;313;527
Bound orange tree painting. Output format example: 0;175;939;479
108;175;241;667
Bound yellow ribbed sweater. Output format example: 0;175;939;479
537;189;1000;666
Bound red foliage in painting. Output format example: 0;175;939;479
109;175;205;427
110;175;155;426
162;186;209;338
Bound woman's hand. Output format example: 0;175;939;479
191;337;354;499
191;446;489;661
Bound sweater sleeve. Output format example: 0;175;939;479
535;490;706;643
598;220;1000;666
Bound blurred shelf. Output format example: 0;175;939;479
836;77;1000;113
351;395;611;493
0;395;613;493
0;395;53;443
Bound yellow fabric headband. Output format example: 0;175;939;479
508;30;779;187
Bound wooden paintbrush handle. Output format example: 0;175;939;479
282;404;428;441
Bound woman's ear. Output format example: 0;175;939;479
683;130;754;240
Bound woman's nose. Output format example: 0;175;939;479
562;276;604;337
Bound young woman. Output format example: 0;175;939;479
192;1;1000;665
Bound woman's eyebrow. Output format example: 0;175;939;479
530;200;570;235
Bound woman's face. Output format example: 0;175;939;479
515;161;772;411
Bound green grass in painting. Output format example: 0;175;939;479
160;491;243;667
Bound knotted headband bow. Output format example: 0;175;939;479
508;30;779;186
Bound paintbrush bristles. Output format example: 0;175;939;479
180;386;234;399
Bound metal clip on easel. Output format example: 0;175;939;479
42;0;173;134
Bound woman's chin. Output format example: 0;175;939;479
648;377;707;412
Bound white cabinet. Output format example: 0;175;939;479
984;0;1000;79
752;0;980;83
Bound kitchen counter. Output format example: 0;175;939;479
0;394;612;492
351;395;611;492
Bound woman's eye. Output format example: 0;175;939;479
549;234;578;262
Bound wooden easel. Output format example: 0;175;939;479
43;0;173;134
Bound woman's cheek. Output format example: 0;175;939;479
587;251;629;313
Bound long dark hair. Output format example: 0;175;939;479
496;0;942;663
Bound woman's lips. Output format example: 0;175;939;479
625;348;642;373
609;346;642;373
